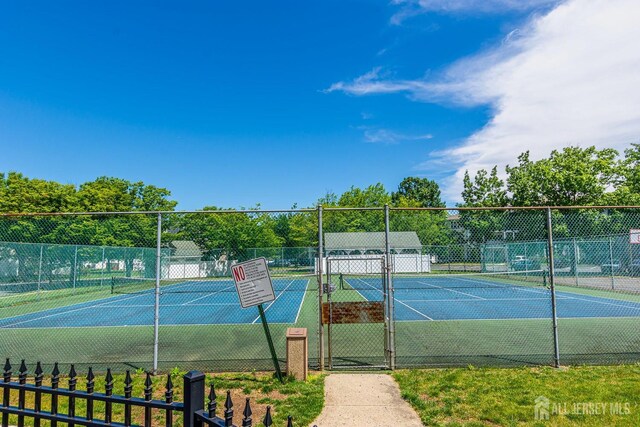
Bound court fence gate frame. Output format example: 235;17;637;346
324;256;391;370
1;206;640;372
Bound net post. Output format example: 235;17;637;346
608;236;615;290
573;237;579;286
546;208;561;368
73;244;78;292
384;204;396;370
317;205;324;371
153;212;163;374
37;245;43;298
100;247;106;287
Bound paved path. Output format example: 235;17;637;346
311;374;423;427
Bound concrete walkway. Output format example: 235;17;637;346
311;374;423;427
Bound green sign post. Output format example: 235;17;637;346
258;303;283;382
231;258;283;383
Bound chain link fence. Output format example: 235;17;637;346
0;207;639;372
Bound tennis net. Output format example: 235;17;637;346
341;270;548;291
111;275;317;294
0;279;110;296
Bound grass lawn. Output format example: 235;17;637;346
2;369;325;427
394;364;640;426
5;362;640;426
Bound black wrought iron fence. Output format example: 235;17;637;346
0;359;292;427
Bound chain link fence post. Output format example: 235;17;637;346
384;204;395;370
153;212;162;374
317;205;324;371
546;208;561;368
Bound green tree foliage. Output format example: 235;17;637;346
506;147;618;207
390;177;450;245
459;167;508;243
0;173;177;278
505;147;626;246
172;207;284;259
391;177;445;208
0;172;77;213
458;145;640;245
608;143;640;205
323;184;390;234
337;183;391;207
461;167;508;208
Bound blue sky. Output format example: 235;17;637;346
1;1;639;209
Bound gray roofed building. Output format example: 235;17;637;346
324;231;422;254
169;240;203;260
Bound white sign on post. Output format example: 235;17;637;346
631;229;640;244
231;257;275;308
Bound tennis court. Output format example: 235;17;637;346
342;274;640;321
0;278;310;329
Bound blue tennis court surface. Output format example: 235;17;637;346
346;276;640;321
0;279;310;329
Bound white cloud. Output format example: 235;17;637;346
325;67;431;96
361;127;433;145
330;0;640;203
390;0;561;24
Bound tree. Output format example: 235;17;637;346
337;184;391;207
321;184;391;234
608;143;640;205
0;173;177;280
389;177;450;245
391;177;445;208
459;167;508;243
173;207;284;260
461;167;507;208
0;172;77;214
76;177;176;213
506;147;618;207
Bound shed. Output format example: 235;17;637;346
324;231;422;255
169;240;203;261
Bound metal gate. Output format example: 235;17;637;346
324;257;391;369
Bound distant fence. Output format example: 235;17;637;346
0;359;293;427
1;206;640;372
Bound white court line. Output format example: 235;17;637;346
353;278;433;321
395;315;640;322
293;280;310;323
453;277;550;296
0;279;235;328
0;292;149;328
251;279;297;324
561;295;640;311
102;303;237;307
181;284;236;305
400;297;572;302
415;280;486;300
414;276;640;312
350;280;371;302
453;276;640;311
